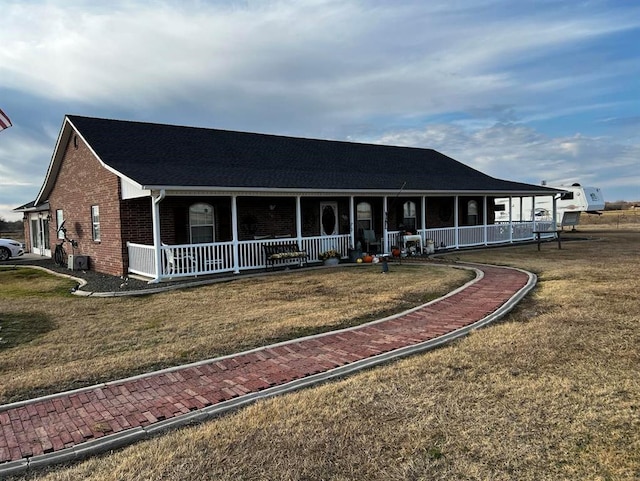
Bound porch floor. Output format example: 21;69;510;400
0;261;535;475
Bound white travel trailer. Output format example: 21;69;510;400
495;183;605;228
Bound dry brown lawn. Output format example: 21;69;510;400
6;224;640;480
0;264;470;404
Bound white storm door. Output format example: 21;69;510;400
320;202;338;236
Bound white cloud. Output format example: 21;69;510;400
1;0;639;216
372;122;640;200
2;0;638;119
0;128;52;221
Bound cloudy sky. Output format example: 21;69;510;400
1;0;639;221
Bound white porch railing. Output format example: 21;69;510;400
127;242;155;277
458;226;485;247
301;234;351;262
486;224;512;244
383;221;555;253
127;234;351;281
128;224;555;281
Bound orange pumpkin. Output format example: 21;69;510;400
363;254;373;263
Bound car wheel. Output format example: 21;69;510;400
0;247;10;261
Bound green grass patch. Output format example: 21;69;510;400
0;312;56;349
0;266;76;298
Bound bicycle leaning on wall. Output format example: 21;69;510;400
54;221;78;267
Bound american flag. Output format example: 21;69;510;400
0;108;12;131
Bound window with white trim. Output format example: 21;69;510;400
356;202;372;232
467;200;479;225
56;209;65;239
91;205;101;241
403;201;416;231
189;203;214;243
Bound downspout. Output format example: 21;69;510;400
149;189;166;283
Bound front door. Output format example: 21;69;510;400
29;213;51;257
320;202;338;236
320;202;339;253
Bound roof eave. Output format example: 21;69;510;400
35;116;144;205
13;200;50;213
34;117;74;205
139;185;566;196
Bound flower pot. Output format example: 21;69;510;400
323;257;340;266
348;249;362;263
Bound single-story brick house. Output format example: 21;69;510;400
16;115;562;281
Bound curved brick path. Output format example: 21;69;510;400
0;262;535;476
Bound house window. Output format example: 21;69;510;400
356;202;372;232
91;205;100;241
403;201;416;232
56;209;65;239
189;203;214;244
467;200;479;225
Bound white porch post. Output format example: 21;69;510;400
509;195;513;243
421;196;426;240
231;195;240;274
296;196;302;242
519;197;524;223
37;213;45;256
531;195;537;233
552;195;558;230
483;196;488;245
150;189;165;283
454;196;459;249
349;196;355;249
383;196;388;253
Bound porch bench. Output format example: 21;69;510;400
263;243;308;270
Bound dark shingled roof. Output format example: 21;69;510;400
67;115;557;194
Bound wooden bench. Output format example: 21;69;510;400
262;243;308;270
533;230;562;251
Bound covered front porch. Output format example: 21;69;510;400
125;191;558;282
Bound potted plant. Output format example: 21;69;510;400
319;249;341;266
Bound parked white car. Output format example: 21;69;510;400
0;238;24;261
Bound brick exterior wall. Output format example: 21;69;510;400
120;198;153;245
47;133;126;277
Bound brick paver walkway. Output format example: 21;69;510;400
0;262;534;475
